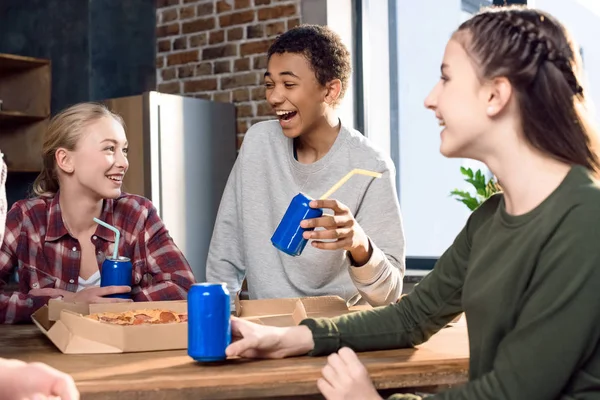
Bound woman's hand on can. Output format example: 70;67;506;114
225;316;314;359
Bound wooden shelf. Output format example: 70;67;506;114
0;53;50;71
0;110;47;124
0;52;50;173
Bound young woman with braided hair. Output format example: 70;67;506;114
221;6;600;400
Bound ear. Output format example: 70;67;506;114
485;76;512;117
324;79;342;105
55;148;74;174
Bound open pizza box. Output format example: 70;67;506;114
234;293;370;327
30;295;371;355
31;299;187;354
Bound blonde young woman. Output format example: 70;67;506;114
223;6;600;400
0;103;195;324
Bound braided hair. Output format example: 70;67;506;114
456;6;600;175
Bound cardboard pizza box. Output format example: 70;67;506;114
234;294;371;327
31;300;187;354
31;296;372;354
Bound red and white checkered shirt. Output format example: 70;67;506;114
0;191;196;324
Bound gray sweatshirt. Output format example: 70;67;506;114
206;121;406;306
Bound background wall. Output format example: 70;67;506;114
0;0;157;206
155;0;302;148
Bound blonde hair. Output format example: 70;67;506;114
32;103;125;198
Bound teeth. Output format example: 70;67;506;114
107;176;122;182
276;110;295;116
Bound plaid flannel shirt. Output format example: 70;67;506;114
0;191;196;324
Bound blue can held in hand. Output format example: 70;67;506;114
188;283;231;362
271;192;324;257
100;256;132;299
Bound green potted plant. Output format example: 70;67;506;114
450;167;501;211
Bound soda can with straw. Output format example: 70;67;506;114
94;218;132;299
271;169;382;257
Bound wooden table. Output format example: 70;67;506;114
0;322;469;399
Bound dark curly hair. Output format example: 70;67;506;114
267;25;351;104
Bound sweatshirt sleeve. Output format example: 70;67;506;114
427;202;600;400
347;161;406;306
300;202;475;355
206;149;247;303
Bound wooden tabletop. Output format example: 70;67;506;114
0;323;469;399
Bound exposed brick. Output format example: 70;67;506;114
234;0;250;9
173;37;187;50
209;30;225;45
265;21;285;37
256;100;274;116
158;81;180;94
247;25;264;39
214;60;231;74
161;8;178;23
255;0;270;5
287;18;301;30
219;10;254;27
195;93;212;100
178;65;195;78
232;88;250;102
251;85;266;100
195;62;212;76
236;134;245;149
156;56;165;69
240;39;272;56
236;104;253;118
202;44;237;60
237;120;249;134
157;23;180;38
258;4;297;21
227;27;244;41
161;67;177;81
179;5;195;20
221;72;258;89
182;17;215;34
167;50;199;66
234;57;251;72
253;54;268;69
189;33;207;48
216;0;232;12
156;0;179;8
213;91;232;102
197;2;214;16
184;78;218;93
158;39;171;53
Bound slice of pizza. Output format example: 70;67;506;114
87;309;188;325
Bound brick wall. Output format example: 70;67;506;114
156;0;302;149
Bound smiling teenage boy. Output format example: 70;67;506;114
206;25;405;307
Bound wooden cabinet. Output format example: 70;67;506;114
0;53;51;172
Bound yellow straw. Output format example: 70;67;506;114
319;169;382;200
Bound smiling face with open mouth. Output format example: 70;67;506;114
264;52;331;139
68;116;129;200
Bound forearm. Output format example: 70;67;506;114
349;242;404;306
0;292;49;324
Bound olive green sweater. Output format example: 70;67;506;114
301;165;600;399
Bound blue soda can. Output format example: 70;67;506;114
271;192;324;256
188;283;231;362
100;256;133;299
